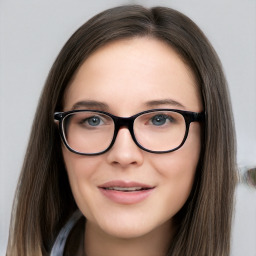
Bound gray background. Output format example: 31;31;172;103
0;0;255;255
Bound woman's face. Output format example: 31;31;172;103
62;37;203;240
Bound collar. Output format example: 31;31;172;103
50;210;85;256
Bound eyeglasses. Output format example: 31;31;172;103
54;109;204;155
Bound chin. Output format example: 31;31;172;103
100;224;154;239
91;212;171;240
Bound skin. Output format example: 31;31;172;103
62;37;203;256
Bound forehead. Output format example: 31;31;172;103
63;37;202;114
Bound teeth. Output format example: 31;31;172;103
105;186;144;191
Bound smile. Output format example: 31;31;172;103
98;181;155;204
103;186;151;192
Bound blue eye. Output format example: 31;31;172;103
151;114;168;126
87;116;102;126
73;113;112;130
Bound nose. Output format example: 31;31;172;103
106;127;144;167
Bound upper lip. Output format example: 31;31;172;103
98;180;154;190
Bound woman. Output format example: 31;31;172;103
7;5;237;256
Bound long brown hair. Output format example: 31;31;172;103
7;5;237;256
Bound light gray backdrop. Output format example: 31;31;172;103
0;0;255;255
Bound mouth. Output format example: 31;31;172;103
99;180;154;191
98;181;155;204
102;186;152;192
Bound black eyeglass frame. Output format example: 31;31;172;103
54;109;204;156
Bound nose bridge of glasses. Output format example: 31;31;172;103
114;116;134;134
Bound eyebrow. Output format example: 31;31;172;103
71;100;109;111
144;99;185;109
71;98;185;111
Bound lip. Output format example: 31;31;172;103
98;180;155;205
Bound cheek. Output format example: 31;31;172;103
62;144;102;178
150;124;201;208
62;147;102;207
152;123;200;173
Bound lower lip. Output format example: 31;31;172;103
99;188;154;205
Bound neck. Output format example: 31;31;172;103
84;220;174;256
